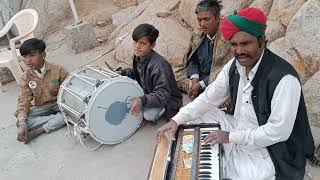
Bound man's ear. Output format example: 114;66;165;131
258;36;266;48
41;52;46;60
151;42;156;49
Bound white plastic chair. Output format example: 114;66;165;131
0;9;39;92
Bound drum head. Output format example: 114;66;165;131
86;77;144;144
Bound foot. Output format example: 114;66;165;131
25;127;45;144
139;119;149;128
311;144;320;167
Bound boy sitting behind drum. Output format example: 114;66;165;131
121;23;182;122
15;38;69;144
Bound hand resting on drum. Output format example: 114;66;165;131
129;97;143;117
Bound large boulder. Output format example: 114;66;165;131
179;0;198;29
265;20;285;44
249;0;273;15
268;37;319;85
112;6;137;26
110;0;178;40
268;0;306;27
268;0;320;84
113;0;138;9
112;0;152;27
24;0;70;38
303;71;320;127
286;0;320;62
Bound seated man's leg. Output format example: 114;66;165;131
224;146;276;180
22;104;65;143
143;107;165;122
41;112;66;133
25;104;59;130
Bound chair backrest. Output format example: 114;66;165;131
7;9;39;43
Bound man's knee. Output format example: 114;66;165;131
143;108;165;122
42;113;66;133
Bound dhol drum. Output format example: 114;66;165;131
57;66;143;145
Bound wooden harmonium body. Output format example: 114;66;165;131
148;124;223;180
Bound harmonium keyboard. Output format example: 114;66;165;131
148;124;222;180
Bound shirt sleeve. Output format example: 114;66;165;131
172;60;233;125
60;66;70;83
15;75;33;120
229;75;301;148
201;75;210;87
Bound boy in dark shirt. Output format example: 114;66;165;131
121;23;182;122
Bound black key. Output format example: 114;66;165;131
201;147;211;150
199;171;211;174
201;131;210;134
199;179;210;180
201;144;211;148
199;174;212;178
200;157;212;161
200;154;212;158
200;151;212;155
200;163;212;166
199;166;211;169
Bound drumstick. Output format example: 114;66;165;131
80;46;115;68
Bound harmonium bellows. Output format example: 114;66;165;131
148;124;223;180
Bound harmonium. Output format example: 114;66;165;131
148;124;223;180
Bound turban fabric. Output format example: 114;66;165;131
220;7;267;40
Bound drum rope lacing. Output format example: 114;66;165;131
63;113;103;151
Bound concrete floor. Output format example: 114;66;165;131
0;33;319;180
0;81;167;180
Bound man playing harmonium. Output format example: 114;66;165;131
15;38;69;144
158;7;315;180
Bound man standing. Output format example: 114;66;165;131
179;0;222;98
158;7;315;180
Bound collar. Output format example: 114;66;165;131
206;34;216;43
29;61;52;78
33;62;46;73
134;50;154;65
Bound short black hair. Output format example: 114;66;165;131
19;38;46;56
132;23;159;44
195;0;223;16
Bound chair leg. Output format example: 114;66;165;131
0;81;4;93
9;60;23;84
